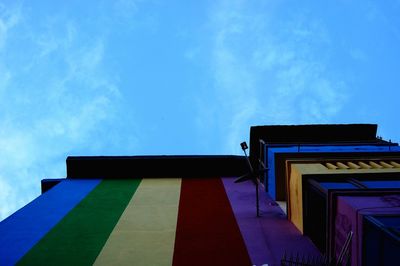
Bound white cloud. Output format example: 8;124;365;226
198;1;349;154
0;3;135;221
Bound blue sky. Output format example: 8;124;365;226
1;0;400;220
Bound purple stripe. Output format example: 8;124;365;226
0;179;101;265
222;177;320;266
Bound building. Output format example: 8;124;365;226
0;124;399;265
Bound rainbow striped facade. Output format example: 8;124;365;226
0;177;318;266
2;124;399;265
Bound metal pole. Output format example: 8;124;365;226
256;179;260;217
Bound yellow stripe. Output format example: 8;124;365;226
94;178;182;266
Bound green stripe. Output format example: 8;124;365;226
17;179;141;266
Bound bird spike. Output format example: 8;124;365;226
306;254;311;265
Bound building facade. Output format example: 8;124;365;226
0;124;399;265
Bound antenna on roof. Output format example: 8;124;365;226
235;141;268;217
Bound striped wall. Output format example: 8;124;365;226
0;177;318;266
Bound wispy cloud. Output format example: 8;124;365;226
113;0;140;20
197;0;349;153
0;2;139;220
0;2;21;49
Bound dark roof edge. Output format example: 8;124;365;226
250;124;378;143
67;155;244;160
66;155;247;179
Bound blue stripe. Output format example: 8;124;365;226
0;179;100;265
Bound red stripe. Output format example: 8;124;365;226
172;178;251;266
